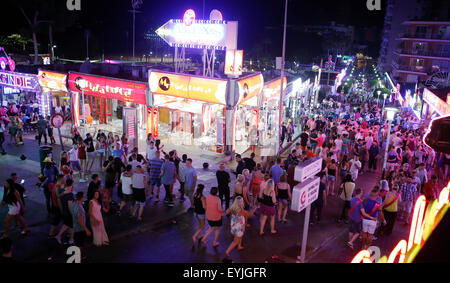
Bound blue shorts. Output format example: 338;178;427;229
150;178;161;186
328;175;336;181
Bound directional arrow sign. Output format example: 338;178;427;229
155;19;237;50
291;176;320;213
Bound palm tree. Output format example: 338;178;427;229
19;8;44;65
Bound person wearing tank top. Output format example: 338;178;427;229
258;179;277;236
276;174;291;223
118;164;134;216
192;184;207;245
130;166;148;221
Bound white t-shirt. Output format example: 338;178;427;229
121;173;133;195
146;145;156;160
55;106;62;113
69;148;79;161
130;160;144;173
349;159;361;180
132;173;146;189
335;139;343;151
393;136;403;148
366;136;373;149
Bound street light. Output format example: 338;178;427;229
382;107;399;175
376;90;381;105
383;92;388;108
78;78;87;135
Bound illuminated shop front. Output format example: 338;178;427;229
258;77;287;156
233;73;264;154
0;69;41;110
149;70;227;152
422;87;450;120
282;78;313;135
38;70;71;120
67;72;148;148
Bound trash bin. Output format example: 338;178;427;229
39;145;53;173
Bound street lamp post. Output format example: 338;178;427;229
382;107;399;176
376;90;381;106
382;92;388;109
277;0;288;156
78;79;87;136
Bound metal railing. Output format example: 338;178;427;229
395;48;450;58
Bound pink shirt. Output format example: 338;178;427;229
205;195;223;221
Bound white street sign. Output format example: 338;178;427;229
294;157;322;182
291;176;320;212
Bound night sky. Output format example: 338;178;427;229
1;0;385;61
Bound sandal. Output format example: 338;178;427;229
238;247;245;251
270;230;277;234
213;242;220;248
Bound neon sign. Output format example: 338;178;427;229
67;72;147;105
423;88;450;116
351;183;450;263
149;70;227;105
155;10;237;50
0;70;40;92
38;70;68;92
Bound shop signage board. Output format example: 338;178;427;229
147;107;159;137
294;157;322;183
261;76;287;104
156;12;237;50
224;50;243;77
0;70;40;92
423;88;450;116
123;107;138;149
236;73;264;106
68;72;147;105
149;70;227;105
291;176;320;213
38;70;68;92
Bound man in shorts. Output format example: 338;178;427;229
69;143;85;182
72;192;91;261
399;176;417;225
361;189;386;250
55;178;75;245
148;150;164;201
347;188;377;249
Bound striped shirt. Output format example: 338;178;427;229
149;157;164;179
400;183;417;202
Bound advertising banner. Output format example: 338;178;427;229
149;70;227;105
0;70;40;92
68;72;147;105
236;73;264;106
38;70;68;92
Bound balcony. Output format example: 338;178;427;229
392;63;430;74
394;48;450;59
399;32;449;40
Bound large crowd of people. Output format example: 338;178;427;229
0;93;448;262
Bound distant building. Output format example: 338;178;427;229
392;21;450;84
378;0;425;74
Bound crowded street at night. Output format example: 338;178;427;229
0;0;449;270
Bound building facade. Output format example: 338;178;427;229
392;21;450;84
378;0;425;74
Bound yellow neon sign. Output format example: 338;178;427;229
351;183;450;263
